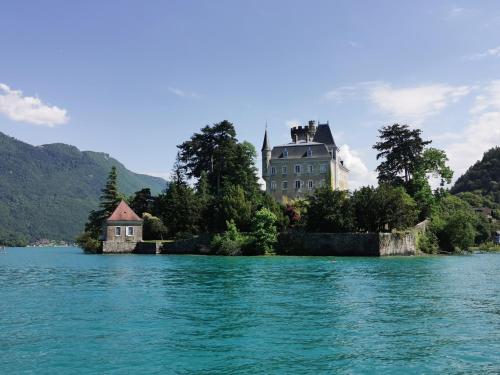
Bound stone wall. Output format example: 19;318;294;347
102;241;160;254
277;230;420;256
160;235;212;254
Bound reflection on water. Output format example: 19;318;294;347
1;248;499;374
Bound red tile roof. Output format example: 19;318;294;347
107;200;142;222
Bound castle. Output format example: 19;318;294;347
261;120;349;201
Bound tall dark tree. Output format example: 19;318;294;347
373;124;431;185
176;121;260;197
84;166;123;235
305;187;355;233
130;188;155;216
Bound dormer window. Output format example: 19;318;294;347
283;148;288;158
307;147;312;157
271;166;276;175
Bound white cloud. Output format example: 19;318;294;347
470;80;500;113
369;83;470;124
0;83;69;127
442;81;500;179
465;46;500;60
285;119;301;128
338;144;377;189
168;87;199;98
448;7;464;17
445;111;500;179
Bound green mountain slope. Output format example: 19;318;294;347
0;132;167;244
451;147;500;209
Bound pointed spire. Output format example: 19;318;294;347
261;126;271;151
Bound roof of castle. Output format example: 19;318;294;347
262;128;271;151
312;124;336;147
271;142;331;159
107;200;142;222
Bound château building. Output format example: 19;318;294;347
261;120;348;201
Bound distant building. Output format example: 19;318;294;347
495;231;500;245
262;120;348;202
102;200;143;253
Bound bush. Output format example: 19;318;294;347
211;220;250;256
417;231;439;254
250;208;278;255
75;231;101;253
142;213;168;240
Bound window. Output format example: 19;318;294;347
282;181;288;190
308;180;314;189
126;226;134;236
282;166;288;175
115;227;121;236
270;181;277;191
308;165;314;173
320;164;327;173
295;164;301;174
307;147;312;157
270;166;276;176
283;148;288;158
295;180;301;190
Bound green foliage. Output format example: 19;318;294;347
142;213;168;240
428;195;477;252
417;231;439;254
176;120;260;198
211;220;250;256
373;124;431;185
0;132;166;244
306;188;355;232
75;231;101;253
156;181;201;238
250;208;278;255
84;166;123;236
220;184;253;231
351;185;418;232
130;188;156;216
451;146;500;200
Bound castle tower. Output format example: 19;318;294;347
261;127;271;182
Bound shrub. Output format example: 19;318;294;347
250;208;278;255
211;220;249;256
75;231;101;253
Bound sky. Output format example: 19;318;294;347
1;0;499;189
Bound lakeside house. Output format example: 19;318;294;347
261;120;349;202
102;200;143;253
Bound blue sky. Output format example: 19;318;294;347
1;0;499;188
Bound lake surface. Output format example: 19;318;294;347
1;247;499;374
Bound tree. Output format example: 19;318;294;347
176;120;260;197
351;186;378;232
84;166;123;236
250;208;278;255
156;181;201;238
130;188;155;217
429;194;477;252
305;187;355;233
142;213;168;240
77;166;124;252
211;220;249;256
220;184;253;231
373;124;431;185
374;185;418;232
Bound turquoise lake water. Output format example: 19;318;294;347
0;247;499;374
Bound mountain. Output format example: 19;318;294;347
0;132;167;245
451;146;500;209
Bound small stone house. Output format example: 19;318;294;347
102;200;143;253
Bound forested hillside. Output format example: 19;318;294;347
0;132;167;245
451;147;500;212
